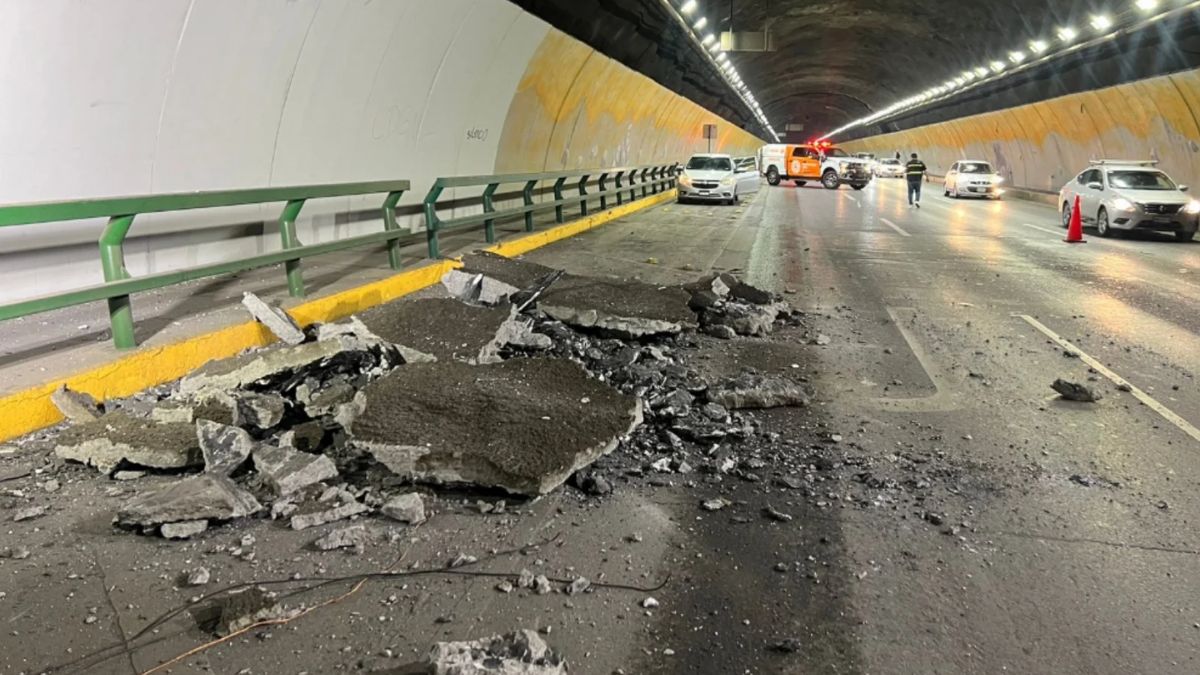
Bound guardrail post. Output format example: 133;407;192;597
598;173;609;211
577;175;590;217
553;177;566;223
668;163;678;189
522;180;536;232
649;167;660;194
628;171;637;203
278;199;307;297
641;169;650;198
482;183;499;243
382;190;405;270
98;214;137;349
615;171;625;206
423;183;445;259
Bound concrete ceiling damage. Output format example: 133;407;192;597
512;0;1200;140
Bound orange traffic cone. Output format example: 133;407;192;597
1064;195;1086;244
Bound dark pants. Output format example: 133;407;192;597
907;178;922;204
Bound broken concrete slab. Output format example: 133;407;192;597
290;498;370;531
252;445;338;497
179;337;375;396
197;420;255;476
426;629;567;675
50;385;102;422
116;474;262;531
151;388;236;426
381;493;426;524
313;524;368;552
441;268;520;306
352;359;642;497
1052;379;1101;403
315;316;439;365
360;298;515;364
241;292;305;345
13;505;47;522
708;373;809;409
705;302;788;337
233;392;287;430
462;252;697;338
55;413;202;475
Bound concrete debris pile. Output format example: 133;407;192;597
419;629;567;675
45;250;811;539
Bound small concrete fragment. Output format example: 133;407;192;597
706;302;788;337
186;567;211;586
241;292;305;345
426;629;567;675
708;373;809;409
380;493;426;524
116;475;262;530
162;520;209;540
233;392;287;430
55;413;202;475
313;524;368;551
441;268;520;306
197;420;255;476
1052;379;1101;403
50;385;102;422
13;505;47;522
565;577;590;595
353;359;642;496
252;445;338;497
290;498;370;531
151;388;236;426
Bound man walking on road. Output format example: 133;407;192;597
906;152;927;208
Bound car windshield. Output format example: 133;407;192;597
686;156;732;171
880;159;900;166
823;148;850;158
1107;170;1176;191
959;162;993;174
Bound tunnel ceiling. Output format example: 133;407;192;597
511;0;1200;141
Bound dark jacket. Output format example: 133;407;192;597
905;159;927;180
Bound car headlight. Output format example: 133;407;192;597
994;176;1004;184
1185;200;1200;215
679;175;692;186
1112;198;1137;212
838;161;848;171
721;176;735;187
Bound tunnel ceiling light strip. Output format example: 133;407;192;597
817;0;1198;142
666;0;779;141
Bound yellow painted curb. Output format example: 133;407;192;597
0;188;676;444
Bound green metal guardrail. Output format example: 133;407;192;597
422;163;678;258
0;181;412;349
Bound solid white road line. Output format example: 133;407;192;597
1019;314;1200;444
1020;222;1066;237
880;218;910;237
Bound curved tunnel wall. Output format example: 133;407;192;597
842;68;1200;198
0;0;762;305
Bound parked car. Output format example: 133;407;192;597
854;152;878;175
943;160;1004;199
874;158;904;178
677;153;760;205
1058;160;1199;241
757;142;872;190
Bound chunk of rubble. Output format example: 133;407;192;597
380;493;426;524
252;445;338;497
705;301;789;337
352;359;642;497
707;373;809;409
50;385;102;422
116;475;262;532
1052;379;1101;403
361;298;537;365
179;337;380;396
192;588;292;637
55;413;202;475
441;268;520;306
313;524;368;552
241;292;306;345
290;491;370;531
233;392;287;429
151;388;236;426
314;316;439;365
162;520;209;540
13;505;47;522
425;629;567;675
197;420;255;476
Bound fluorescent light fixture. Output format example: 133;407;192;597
716;52;728;62
680;0;697;15
954;76;967;86
1009;51;1026;64
1090;15;1113;31
701;33;715;45
974;66;989;77
1057;26;1078;42
693;16;707;30
1135;0;1159;11
962;70;977;80
990;61;1006;73
708;41;721;52
1029;39;1048;54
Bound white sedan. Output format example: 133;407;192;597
943;160;1004;199
1058;160;1199;242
